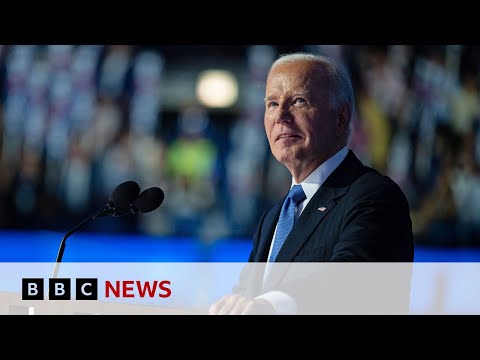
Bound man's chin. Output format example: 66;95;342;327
273;148;300;165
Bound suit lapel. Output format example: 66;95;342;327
255;201;282;262
273;187;339;262
262;186;341;291
274;150;366;262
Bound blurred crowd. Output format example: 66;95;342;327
1;44;480;246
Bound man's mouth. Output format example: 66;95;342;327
276;134;302;142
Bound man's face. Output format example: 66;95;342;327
264;60;342;174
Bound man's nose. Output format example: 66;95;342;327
274;105;293;124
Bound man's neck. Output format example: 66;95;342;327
289;144;348;183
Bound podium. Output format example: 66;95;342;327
1;292;206;315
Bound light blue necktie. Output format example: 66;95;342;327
269;185;306;262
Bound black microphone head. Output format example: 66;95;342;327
110;181;141;215
134;187;164;214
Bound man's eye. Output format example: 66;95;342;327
294;98;307;104
267;101;278;108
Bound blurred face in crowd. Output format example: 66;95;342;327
264;59;349;182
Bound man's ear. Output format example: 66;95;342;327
335;104;350;137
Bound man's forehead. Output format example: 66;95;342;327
266;70;320;95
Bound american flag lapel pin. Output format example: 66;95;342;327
318;206;327;212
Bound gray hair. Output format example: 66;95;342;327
270;53;355;139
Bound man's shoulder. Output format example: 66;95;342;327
354;164;393;186
350;164;407;203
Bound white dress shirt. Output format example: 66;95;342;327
257;146;349;314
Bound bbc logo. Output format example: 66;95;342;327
22;278;98;300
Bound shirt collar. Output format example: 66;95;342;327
291;146;349;201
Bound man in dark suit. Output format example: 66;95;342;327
209;52;413;315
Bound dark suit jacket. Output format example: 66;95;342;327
236;150;414;313
249;150;414;263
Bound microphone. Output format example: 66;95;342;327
52;180;140;279
95;180;141;218
130;187;165;214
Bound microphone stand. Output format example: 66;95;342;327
44;180;140;302
51;204;114;279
